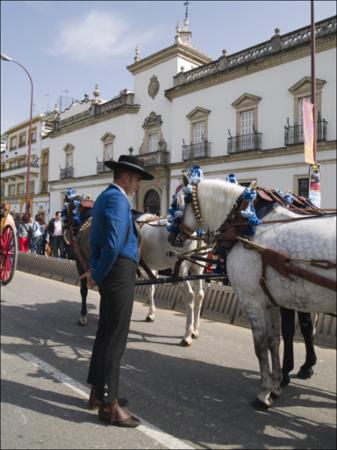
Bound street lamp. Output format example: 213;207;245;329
1;53;34;216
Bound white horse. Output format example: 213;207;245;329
170;178;336;406
76;212;206;346
137;214;205;346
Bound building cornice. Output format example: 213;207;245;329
6;115;45;135
165;16;336;100
48;104;140;137
127;42;212;75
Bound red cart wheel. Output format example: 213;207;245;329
0;224;18;285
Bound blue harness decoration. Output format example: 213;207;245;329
167;165;205;236
240;182;262;236
61;187;82;227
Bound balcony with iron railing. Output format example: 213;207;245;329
96;160;111;174
284;119;327;146
227;131;262;154
1;158;39;180
137;149;170;167
60;166;74;179
182;141;211;161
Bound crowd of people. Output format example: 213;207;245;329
12;210;74;259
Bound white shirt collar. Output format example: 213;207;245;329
111;183;127;199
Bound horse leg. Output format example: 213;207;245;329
267;307;282;398
78;278;88;326
245;301;275;407
280;307;295;386
191;279;204;339
296;312;317;379
145;283;156;322
180;281;196;347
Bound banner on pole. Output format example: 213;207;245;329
303;98;315;164
309;163;321;208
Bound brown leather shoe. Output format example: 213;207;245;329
98;401;140;428
88;389;128;409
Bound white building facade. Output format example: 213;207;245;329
19;15;337;217
1;113;56;219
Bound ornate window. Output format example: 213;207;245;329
288;77;326;124
186;107;210;144
148;133;158;153
140;112;164;155
101;132;115;161
63;143;74;168
31;127;37;143
232;93;261;135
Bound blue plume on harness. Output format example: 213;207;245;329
240;187;261;236
226;173;238;184
62;187;82;226
166;166;205;235
188;165;204;185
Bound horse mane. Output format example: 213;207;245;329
197;179;244;231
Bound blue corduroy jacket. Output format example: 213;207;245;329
90;184;139;285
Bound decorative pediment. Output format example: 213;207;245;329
288;76;326;95
142;111;163;129
186;107;211;120
101;132;115;142
231;93;262;109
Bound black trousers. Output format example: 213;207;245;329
87;256;137;402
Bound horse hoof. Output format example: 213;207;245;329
281;373;291;386
145;316;154;323
180;339;192;347
251;398;271;410
256;393;273;408
191;332;199;339
78;316;87;326
296;367;314;379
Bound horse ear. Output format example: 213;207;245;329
182;174;189;187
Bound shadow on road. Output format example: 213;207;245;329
1;297;336;449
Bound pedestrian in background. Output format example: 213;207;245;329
47;211;65;258
18;213;32;253
82;155;153;428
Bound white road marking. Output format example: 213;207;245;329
19;352;194;450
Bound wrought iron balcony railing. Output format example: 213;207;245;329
227;132;262;154
2;159;39;172
96;160;111;174
182;142;211;161
60;167;74;179
284;119;327;146
137;150;170;167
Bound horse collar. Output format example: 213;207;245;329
191;184;204;228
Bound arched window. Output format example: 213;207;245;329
101;133;115;161
144;189;160;215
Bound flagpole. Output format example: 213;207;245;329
310;0;317;162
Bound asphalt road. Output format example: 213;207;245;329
1;271;336;450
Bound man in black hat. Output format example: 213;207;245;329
82;154;153;427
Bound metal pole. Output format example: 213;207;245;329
1;55;34;216
311;0;317;162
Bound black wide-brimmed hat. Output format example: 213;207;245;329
104;155;154;180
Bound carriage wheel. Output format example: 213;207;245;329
0;224;18;286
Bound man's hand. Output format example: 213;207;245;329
80;270;96;288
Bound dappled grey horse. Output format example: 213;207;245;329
169;177;335;406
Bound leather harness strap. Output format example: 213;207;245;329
139;257;157;281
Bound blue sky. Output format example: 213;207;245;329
1;0;336;132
